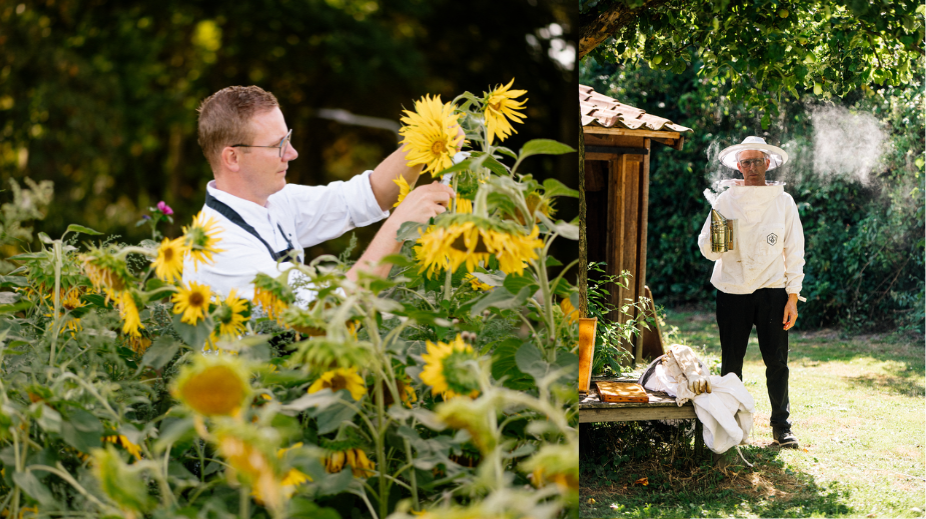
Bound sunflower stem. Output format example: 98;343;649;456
364;313;389;519
534;246;556;363
402;436;420;511
50;241;62;366
442;268;453;302
239;485;250;518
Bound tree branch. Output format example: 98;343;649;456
579;0;672;60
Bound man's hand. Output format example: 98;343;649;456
783;293;799;330
390;182;455;226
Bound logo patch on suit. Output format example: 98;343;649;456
767;233;778;245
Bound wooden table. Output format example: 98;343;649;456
578;377;698;423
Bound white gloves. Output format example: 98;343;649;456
667;345;712;395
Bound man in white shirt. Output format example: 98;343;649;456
184;85;454;302
697;136;805;449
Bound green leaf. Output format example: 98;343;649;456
543;178;580;198
0;276;28;287
434;158;473;176
482;156;510;176
0;300;32;315
519;139;576;160
153;418;196;453
395;221;426;242
470;286;532;315
60;408;103;453
7;252;47;261
66;224;103;236
141;337;181;370
313;398;358;435
171;312;213;349
13;471;56;507
503;272;538;295
37;232;53;244
490;338;535;391
312;466;354;496
145;277;167;292
379;254;415;268
289;499;342;519
515;343;550;381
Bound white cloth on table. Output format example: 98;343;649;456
643;345;755;454
182;172;389;305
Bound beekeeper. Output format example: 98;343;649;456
696;136;805;449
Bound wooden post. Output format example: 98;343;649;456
607;157;625;330
634;139;651;364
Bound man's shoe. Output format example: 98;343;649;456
773;428;799;449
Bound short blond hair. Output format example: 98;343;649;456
197;86;279;168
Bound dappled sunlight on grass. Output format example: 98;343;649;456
580;307;925;518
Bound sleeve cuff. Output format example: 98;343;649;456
349;170;390;227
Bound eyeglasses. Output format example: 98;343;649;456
738;158;766;168
231;129;293;158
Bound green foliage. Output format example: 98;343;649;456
0;179;53;274
586;262;652;375
582;0;924;119
0;0;578;264
581;55;924;332
0;92;579;518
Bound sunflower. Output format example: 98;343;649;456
80;249;132;301
252;273;294;324
45;288;86;336
373;376;418;408
217;432;281;511
126;335;152;355
117;291;144;337
414;221;490;277
484;224;543;276
171;281;212;325
393;175;411;208
483;79;527;144
523;443;579;495
152;236;184;283
463;273;493;291
560;297;579;325
103;434;143;461
398;95;463;177
324;448;375;478
182;210;225;271
455;195;473;214
420;334;480;400
415;215;543;277
435;396;497;453
251;443;311;504
210;289;249;344
172;355;251;416
308;367;366;401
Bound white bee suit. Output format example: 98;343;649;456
642;345;756;454
697;180;805;295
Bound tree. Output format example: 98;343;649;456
579;0;924;123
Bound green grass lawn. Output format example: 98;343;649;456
580;306;926;518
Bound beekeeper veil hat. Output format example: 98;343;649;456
718;136;789;171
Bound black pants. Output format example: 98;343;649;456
716;288;791;430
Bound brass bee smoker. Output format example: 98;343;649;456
710;209;736;253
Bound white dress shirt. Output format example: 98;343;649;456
697;180;805;295
182;170;389;303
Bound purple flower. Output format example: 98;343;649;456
157;201;174;216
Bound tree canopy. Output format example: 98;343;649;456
579;0;924;124
0;0;577;261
